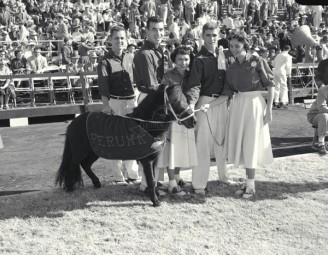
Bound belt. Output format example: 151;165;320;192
109;95;135;100
202;94;220;98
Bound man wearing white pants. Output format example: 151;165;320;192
273;44;292;108
184;22;238;194
98;26;140;185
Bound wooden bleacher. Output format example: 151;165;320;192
0;72;102;122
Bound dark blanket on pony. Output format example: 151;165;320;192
86;112;163;160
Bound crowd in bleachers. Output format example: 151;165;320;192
0;0;327;109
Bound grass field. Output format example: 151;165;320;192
0;106;328;254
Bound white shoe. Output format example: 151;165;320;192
221;179;240;187
113;181;128;186
242;187;256;199
158;190;167;196
194;189;206;195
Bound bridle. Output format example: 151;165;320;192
164;86;196;125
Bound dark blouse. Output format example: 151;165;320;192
225;53;274;94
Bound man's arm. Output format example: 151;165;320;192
97;59;114;114
183;57;203;106
133;52;158;92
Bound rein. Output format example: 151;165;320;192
163;86;198;124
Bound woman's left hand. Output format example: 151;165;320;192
264;109;272;125
200;104;210;112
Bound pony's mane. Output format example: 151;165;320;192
131;85;166;120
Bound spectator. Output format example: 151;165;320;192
169;17;180;40
78;36;95;64
307;59;328;155
0;57;16;109
61;37;73;69
9;24;19;41
54;14;69;49
140;0;156;19
222;13;234;35
10;49;27;74
178;18;190;38
218;30;229;49
26;46;48;73
273;44;292;109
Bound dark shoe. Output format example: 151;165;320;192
273;102;279;109
281;103;288;109
177;179;186;187
318;145;327;155
311;141;318;151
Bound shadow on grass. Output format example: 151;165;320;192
0;190;41;196
271;137;314;158
0;179;327;220
203;180;328;202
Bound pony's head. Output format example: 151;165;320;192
131;84;196;129
164;85;197;129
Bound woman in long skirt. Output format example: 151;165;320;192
224;33;275;199
157;45;197;194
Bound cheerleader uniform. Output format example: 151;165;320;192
225;53;274;169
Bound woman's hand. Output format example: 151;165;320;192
102;105;114;115
200;104;210;112
264;108;272;125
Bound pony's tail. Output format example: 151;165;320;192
55;134;83;191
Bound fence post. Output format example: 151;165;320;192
80;72;89;112
288;76;293;104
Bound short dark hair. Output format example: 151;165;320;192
64;36;71;43
170;45;193;63
110;26;125;37
14;50;22;57
202;22;217;35
282;44;291;51
166;44;174;50
34;46;42;51
228;33;251;51
146;16;163;29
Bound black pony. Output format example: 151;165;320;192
55;85;196;206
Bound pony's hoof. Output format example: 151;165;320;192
93;181;101;189
152;200;161;207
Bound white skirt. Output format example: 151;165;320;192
225;91;273;169
157;122;198;169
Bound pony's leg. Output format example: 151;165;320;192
140;157;160;207
80;152;101;189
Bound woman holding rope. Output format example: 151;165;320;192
157;45;197;195
224;33;274;199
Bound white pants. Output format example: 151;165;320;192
273;72;288;104
108;98;139;181
192;96;229;190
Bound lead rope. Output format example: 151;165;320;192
202;98;230;147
